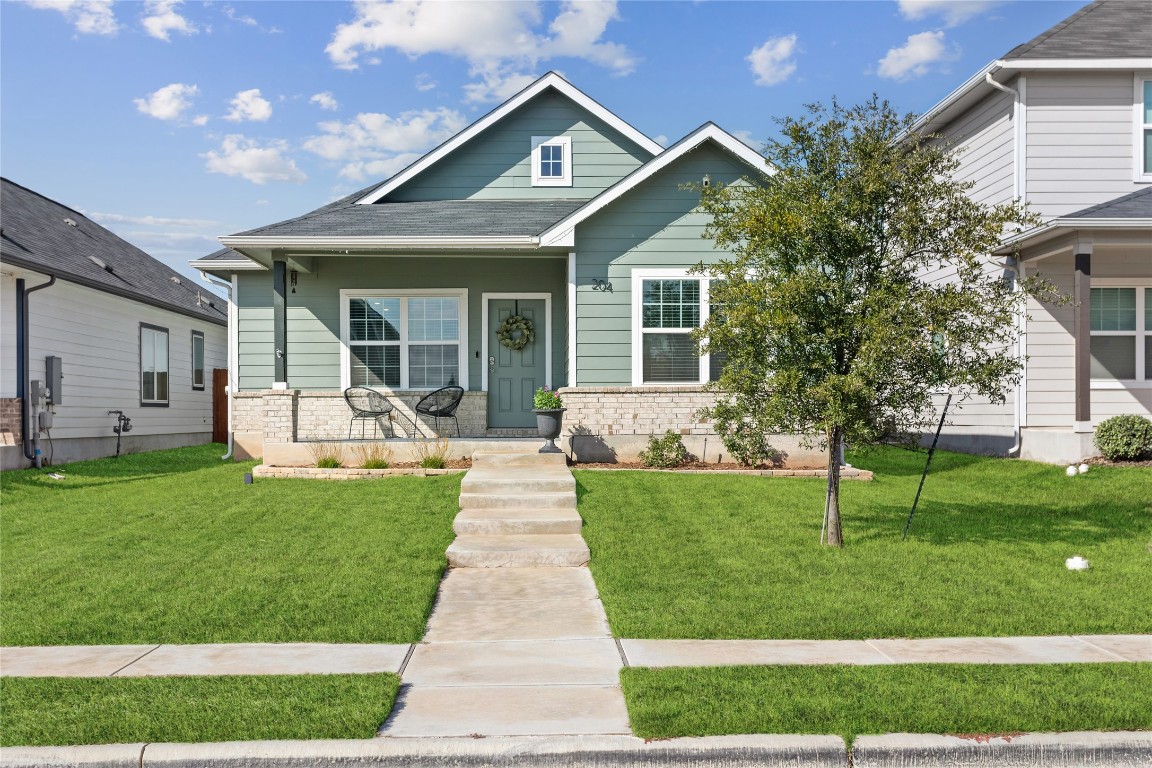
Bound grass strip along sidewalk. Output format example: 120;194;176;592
0;674;397;747
577;447;1152;640
622;663;1152;740
1;445;460;646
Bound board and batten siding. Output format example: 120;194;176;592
1025;71;1145;218
236;256;567;392
936;87;1016;208
573;143;751;385
0;272;225;438
384;91;653;202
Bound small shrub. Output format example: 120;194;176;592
639;430;689;468
351;443;392;470
1094;414;1152;461
308;442;343;469
533;387;564;410
715;418;779;467
413;436;450;469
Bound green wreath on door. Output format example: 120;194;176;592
497;315;535;351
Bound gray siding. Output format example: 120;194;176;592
236;256;567;392
1025;72;1145;218
938;88;1016;208
0;271;225;438
573;143;751;385
386;91;652;202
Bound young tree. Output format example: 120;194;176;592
697;97;1040;547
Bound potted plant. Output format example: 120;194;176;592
532;387;565;454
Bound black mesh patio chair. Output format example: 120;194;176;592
343;387;396;439
414;386;464;437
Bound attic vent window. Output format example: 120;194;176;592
531;135;572;187
63;218;78;227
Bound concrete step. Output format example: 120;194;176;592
454;508;583;535
447;534;590;568
461;472;575;495
472;452;569;469
459;491;576;511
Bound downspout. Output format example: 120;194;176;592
200;271;236;460
986;71;1026;457
17;274;56;464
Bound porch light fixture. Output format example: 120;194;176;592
290;269;297;293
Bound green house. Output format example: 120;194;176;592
194;72;775;462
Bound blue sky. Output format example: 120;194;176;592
2;0;1082;288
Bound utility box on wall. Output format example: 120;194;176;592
45;356;62;405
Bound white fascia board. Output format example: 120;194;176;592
355;72;663;205
996;218;1152;253
538;124;772;248
219;235;541;250
999;58;1152;70
189;258;267;271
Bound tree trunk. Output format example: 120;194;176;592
822;426;844;547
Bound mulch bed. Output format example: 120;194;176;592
1085;456;1152;468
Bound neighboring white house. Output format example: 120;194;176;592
918;0;1152;463
1;178;228;469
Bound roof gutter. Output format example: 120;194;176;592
218;235;543;251
909;60;1002;134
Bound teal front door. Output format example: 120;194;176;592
488;298;547;428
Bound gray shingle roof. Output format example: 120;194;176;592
1004;0;1152;59
1063;187;1152;219
1;178;226;325
231;199;587;238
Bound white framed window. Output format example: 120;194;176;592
191;330;205;391
1090;282;1151;383
1136;74;1152;182
531;135;572;187
339;289;469;390
631;268;719;386
140;323;169;406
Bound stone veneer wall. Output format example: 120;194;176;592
0;398;22;447
233;390;488;443
557;386;717;437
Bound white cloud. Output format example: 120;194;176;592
653;134;669;148
878;30;958;80
325;0;637;102
222;4;281;33
303;108;467;181
202;135;306;184
134;83;199;121
88;212;220;228
141;0;198;41
897;0;997;27
225;89;273;122
310;92;340;111
414;72;437;92
192;114;210;126
747;34;798;87
26;0;117;35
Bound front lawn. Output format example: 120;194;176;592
0;674;396;746
0;445;459;645
577;448;1152;639
622;663;1152;740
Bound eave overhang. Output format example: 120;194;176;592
994;217;1152;256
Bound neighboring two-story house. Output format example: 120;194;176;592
918;0;1151;463
1;178;228;469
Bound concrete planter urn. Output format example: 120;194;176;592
533;408;565;454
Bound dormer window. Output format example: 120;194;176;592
532;136;572;187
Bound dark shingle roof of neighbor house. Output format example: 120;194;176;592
230;199;588;238
0;178;226;324
1063;187;1152;219
1004;0;1152;59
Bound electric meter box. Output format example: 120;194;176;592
45;356;62;404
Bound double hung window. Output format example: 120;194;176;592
343;291;466;389
191;331;205;390
1090;285;1151;381
1139;76;1152;180
632;269;720;385
140;324;169;406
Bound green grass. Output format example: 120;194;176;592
0;674;397;746
0;445;459;645
622;663;1152;740
577;447;1152;639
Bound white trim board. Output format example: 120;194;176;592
481;292;553;393
357;72;662;204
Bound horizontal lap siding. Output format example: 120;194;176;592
937;89;1015;208
574;144;752;385
1025;72;1142;218
1026;255;1074;427
237;256;566;392
0;275;225;439
386;93;652;202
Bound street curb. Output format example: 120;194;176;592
852;731;1152;767
1;734;845;768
